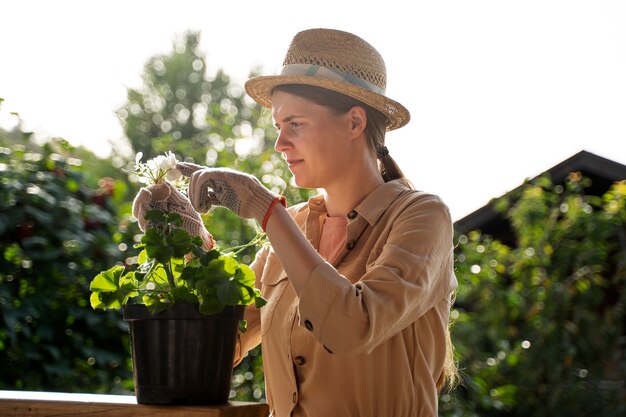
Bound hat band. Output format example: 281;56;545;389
280;63;385;96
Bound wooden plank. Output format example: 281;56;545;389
0;391;269;417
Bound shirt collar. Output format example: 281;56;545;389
305;179;413;226
355;179;412;226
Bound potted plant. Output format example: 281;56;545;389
89;152;266;405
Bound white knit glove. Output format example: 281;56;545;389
177;162;285;229
132;181;214;251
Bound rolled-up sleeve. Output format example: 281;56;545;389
297;194;455;356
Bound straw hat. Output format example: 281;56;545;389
245;28;410;131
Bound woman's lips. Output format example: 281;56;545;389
286;159;304;168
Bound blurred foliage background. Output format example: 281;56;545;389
1;30;624;415
443;175;626;416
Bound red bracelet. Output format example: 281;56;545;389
262;196;287;231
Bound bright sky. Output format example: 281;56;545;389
1;0;625;221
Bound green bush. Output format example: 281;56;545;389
0;139;137;393
444;174;626;416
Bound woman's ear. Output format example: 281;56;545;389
348;106;367;138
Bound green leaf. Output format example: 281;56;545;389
236;264;255;288
191;235;204;247
143;295;172;314
210;255;238;275
190;244;207;259
90;291;105;310
173;256;187;275
198;297;224;315
254;290;268;309
150;265;170;286
119;271;139;292
200;249;221;266
142;228;173;263
195;278;224;314
166;212;182;226
90;266;124;291
171;286;197;304
144;210;168;224
94;292;122;310
168;228;193;258
216;280;245;306
137;249;148;264
89;266;139;310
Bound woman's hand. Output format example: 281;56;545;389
176;162;323;294
177;162;285;229
178;162;321;294
132;181;214;250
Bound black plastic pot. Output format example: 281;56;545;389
123;303;245;404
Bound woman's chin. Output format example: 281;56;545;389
292;175;320;190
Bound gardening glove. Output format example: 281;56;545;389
177;162;286;230
132;181;215;251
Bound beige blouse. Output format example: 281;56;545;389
234;179;458;417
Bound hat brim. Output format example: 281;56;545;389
245;75;410;131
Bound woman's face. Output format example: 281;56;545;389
271;90;356;189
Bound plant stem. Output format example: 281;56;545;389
222;232;267;256
165;261;176;289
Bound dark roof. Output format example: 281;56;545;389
454;150;626;246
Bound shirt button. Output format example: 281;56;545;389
304;319;314;331
347;210;357;219
294;356;306;365
346;240;356;250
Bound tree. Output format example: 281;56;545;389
442;174;626;416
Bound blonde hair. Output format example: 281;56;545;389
440;304;460;392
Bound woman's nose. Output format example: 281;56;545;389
274;128;289;153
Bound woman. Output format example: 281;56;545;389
139;28;458;417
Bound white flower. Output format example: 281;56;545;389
154;155;168;170
137;175;151;184
163;151;178;170
166;168;182;182
131;151;182;185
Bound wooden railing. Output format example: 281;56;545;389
0;390;270;417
